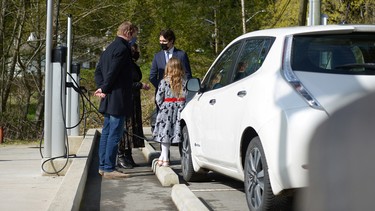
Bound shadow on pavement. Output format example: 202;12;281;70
80;138;102;210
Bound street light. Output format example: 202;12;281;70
26;32;44;73
27;32;38;42
244;9;267;33
105;29;112;37
246;9;266;23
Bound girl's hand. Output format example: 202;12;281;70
142;83;150;91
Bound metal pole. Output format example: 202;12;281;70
321;14;328;25
44;0;54;158
66;15;72;136
309;0;321;26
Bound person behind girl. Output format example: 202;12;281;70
152;57;187;167
117;43;150;169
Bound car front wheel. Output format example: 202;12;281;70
181;125;202;181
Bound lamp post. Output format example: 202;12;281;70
308;0;321;26
245;9;267;33
44;0;54;159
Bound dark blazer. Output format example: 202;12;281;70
149;48;192;88
95;36;134;117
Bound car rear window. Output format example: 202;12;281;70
291;33;375;75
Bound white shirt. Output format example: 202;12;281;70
165;47;174;63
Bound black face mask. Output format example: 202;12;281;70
160;43;169;51
132;52;140;61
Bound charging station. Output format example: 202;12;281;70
42;10;83;175
67;63;81;136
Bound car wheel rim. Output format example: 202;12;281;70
181;130;190;171
246;148;264;209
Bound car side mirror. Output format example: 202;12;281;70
186;78;201;92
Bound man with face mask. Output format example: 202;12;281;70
149;29;192;90
149;29;192;157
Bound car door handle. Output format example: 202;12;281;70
237;90;247;97
209;99;216;105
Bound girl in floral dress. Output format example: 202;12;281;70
152;57;187;167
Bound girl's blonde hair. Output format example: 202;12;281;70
164;57;185;98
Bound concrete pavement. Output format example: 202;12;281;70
0;144;63;211
0;127;207;211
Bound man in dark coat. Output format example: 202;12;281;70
94;21;138;179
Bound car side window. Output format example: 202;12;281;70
291;34;373;74
232;38;274;82
202;42;242;91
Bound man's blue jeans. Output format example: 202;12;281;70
99;114;125;172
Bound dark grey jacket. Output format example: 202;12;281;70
95;37;134;117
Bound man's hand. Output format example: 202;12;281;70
94;88;106;98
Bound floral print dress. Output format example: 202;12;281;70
152;78;187;144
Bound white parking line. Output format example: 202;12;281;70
191;188;244;192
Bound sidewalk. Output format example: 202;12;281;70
80;131;178;210
0;144;63;211
0;127;207;211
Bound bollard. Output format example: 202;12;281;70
0;126;3;144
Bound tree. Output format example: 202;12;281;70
1;0;374;141
298;0;308;26
322;0;375;24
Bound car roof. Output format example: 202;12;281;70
234;24;375;42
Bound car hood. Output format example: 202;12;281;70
294;71;375;115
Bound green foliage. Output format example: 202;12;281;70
80;68;97;93
322;0;375;24
1;0;375;142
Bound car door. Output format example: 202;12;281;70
207;38;275;168
193;42;243;163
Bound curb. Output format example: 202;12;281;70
141;139;160;163
142;137;179;187
171;184;209;211
141;128;207;210
151;158;179;186
47;129;98;211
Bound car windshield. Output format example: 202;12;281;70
291;33;375;75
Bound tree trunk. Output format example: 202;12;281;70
0;0;7;115
298;0;308;26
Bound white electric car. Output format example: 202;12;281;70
180;24;375;210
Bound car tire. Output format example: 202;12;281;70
244;137;274;211
245;137;293;211
181;125;203;181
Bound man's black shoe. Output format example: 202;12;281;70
125;155;139;167
117;156;133;169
